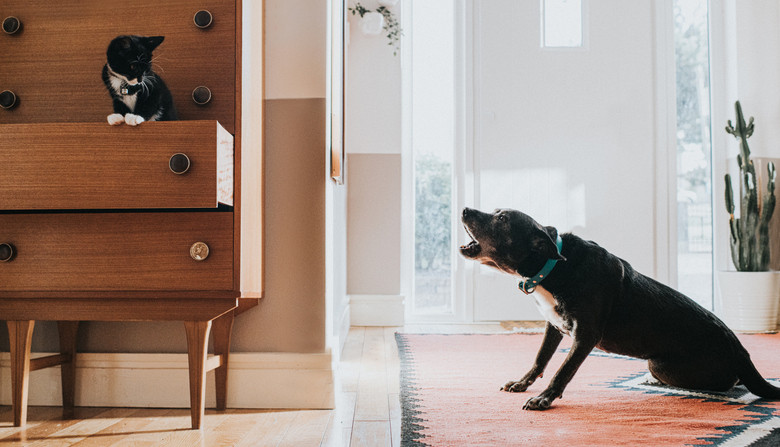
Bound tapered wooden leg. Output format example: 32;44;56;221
57;321;80;410
212;311;234;411
184;320;212;430
7;320;34;427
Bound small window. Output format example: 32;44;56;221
541;0;584;48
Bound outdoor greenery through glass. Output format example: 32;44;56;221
674;0;713;309
414;153;453;313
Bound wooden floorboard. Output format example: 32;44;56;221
0;323;507;446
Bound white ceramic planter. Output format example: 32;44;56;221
718;271;780;333
359;11;384;35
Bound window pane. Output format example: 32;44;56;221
412;0;455;315
542;0;583;47
674;0;713;309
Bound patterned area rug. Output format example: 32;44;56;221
396;332;780;446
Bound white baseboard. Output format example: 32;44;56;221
0;351;334;409
335;301;351;361
350;294;405;326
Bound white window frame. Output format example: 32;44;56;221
660;0;720;310
401;0;470;323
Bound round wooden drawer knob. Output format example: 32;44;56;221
190;242;210;261
192;86;212;105
169;153;191;174
193;10;213;29
0;243;15;262
0;90;17;109
2;16;21;35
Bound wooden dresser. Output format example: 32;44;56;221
0;0;260;429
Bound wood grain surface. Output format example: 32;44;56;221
0;212;234;291
0;121;232;209
0;0;236;132
0;298;237;320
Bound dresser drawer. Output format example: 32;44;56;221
0;121;233;209
0;212;233;291
0;0;236;133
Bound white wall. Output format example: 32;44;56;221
346;0;402;154
731;0;780;159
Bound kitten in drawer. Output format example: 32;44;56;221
102;35;177;126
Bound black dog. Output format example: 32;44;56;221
460;207;780;410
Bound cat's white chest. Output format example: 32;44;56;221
110;76;137;111
532;286;569;335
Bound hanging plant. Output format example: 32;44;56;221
349;2;402;56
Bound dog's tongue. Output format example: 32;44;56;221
460;240;481;257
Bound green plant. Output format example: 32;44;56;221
415;152;451;272
349;2;402;56
724;100;776;271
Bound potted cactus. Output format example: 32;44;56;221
718;101;780;332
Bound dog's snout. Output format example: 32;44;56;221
462;208;473;219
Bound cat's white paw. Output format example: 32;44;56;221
107;113;125;125
124;114;145;126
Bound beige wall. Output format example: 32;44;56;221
234;97;327;352
347;154;401;295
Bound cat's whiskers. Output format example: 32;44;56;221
151;55;168;74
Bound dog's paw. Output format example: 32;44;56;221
523;395;553;411
502;380;531;393
124;113;145;126
107;113;125;125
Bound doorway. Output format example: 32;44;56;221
406;0;702;322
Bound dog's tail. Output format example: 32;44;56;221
736;354;780;399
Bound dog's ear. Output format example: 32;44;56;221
532;226;566;261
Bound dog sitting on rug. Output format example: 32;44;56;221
460;207;780;411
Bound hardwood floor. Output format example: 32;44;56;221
0;324;516;446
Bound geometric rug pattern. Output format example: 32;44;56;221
397;332;780;446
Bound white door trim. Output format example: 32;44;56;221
654;0;677;287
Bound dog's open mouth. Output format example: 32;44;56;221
460;225;482;258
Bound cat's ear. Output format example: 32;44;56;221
144;36;165;51
116;36;132;50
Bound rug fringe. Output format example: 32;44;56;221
395;333;431;447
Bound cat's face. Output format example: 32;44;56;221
106;35;164;83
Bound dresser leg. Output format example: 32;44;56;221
7;320;34;427
57;321;80;411
212;311;234;411
184;320;212;430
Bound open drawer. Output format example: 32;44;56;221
0;120;233;209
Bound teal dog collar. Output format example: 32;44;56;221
518;234;563;295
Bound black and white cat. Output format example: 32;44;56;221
102;35;177;126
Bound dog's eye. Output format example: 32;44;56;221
497;214;507;222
